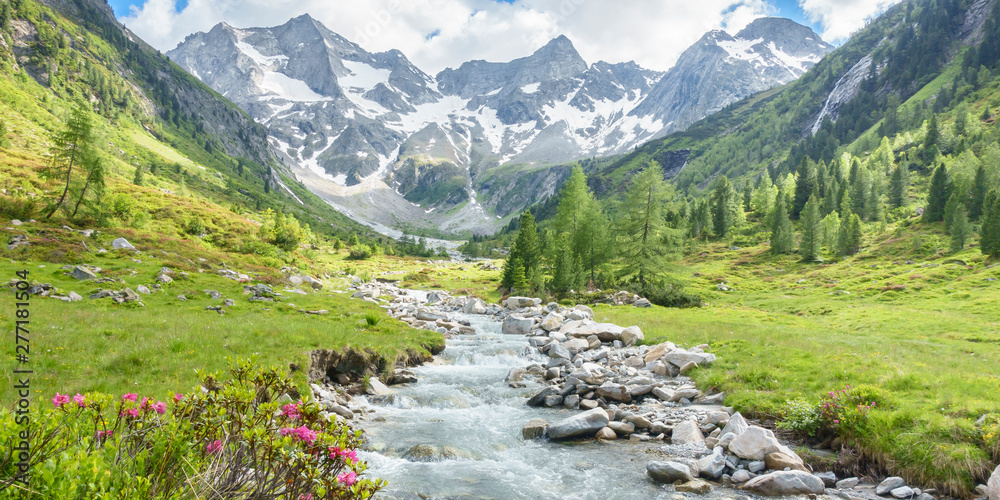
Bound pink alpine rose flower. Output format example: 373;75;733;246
337;471;357;486
52;393;71;407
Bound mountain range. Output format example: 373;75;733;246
167;15;832;235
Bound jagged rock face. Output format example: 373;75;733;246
169;15;829;235
630;17;833;135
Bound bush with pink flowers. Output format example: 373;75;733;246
0;357;383;499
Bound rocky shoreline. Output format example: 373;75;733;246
308;280;998;500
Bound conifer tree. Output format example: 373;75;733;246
622;163;668;285
691;199;711;238
508;211;541;288
799;195;822;262
769;191;794;255
981;192;1000;258
889;164;909;208
45;104;95;219
922;114;939;163
550;236;582;294
823;179;839;216
71;155;105;218
822;211;841;250
838;213;863;256
508;258;528;293
944;192;962;233
793;157;817;218
711;175;736;237
969;164;988;220
950;204;971;253
133;164;145;186
923;164;952;223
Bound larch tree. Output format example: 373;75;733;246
710;175;736;238
621;162;668;285
799;195;823;262
769;190;794;255
923;163;952;223
45;104;96;219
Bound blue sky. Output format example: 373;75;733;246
112;0;899;73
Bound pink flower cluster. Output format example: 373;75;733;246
337;471;357;486
206;439;223;454
95;430;113;440
118;394;168;417
280;425;318;445
52;393;87;408
328;446;358;464
280;402;302;421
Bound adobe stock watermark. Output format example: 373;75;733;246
354;0;405;48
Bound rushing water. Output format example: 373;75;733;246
357;311;738;500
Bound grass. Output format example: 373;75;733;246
595;228;1000;496
0;227;445;402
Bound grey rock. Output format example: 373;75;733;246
621;326;644;346
72;266;97;280
732;469;752;483
157;274;173;284
526;387;558;407
728;426;781;460
136;285;151;294
596;426;617;440
502;315;534;335
633;298;652;308
67;291;82;302
111;237;135;250
546;408;610;440
522;419;548;439
748;461;766;473
670;420;704;445
596;383;631;403
676;479;712;494
607;421;635;436
815;471;837;487
365;378;391;396
891;486;914;498
326;403;354;420
647;461;694;484
697;451;727;479
742;470;826;496
721;412;749;437
877;477;907;496
836;477;860;490
548;343;572;360
989;465;1000;500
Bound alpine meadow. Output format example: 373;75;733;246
1;0;1000;499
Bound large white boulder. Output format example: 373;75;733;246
728;426;781;460
502;315;534;335
670;420;705;445
988;465;999;500
546;408;610;440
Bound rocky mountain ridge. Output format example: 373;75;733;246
168;15;831;235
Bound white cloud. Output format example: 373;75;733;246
798;0;902;42
121;0;776;74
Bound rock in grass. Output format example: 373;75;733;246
877;477;906;496
546;408;609;440
742;470;825;496
646;461;694;484
111;237;135;250
72;266;96;280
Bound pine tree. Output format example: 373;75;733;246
889;164;909;209
769;191;794;255
793;157;817;218
850;166;870;219
981;192;1000;258
691;199;711;238
969;164;988;220
45;104;95;219
950;204;971;253
508;211;541;288
922;114;939;163
923;164;952;223
622;163;669;285
944;192;962;233
133;164;145;186
554;166;587;237
508;258;528;294
838;213;862;256
550;236;582;295
799;195;822;262
742;182;754;213
577;198;609;286
823;179;839;216
711;175;735;237
555;166;607;285
822;211;841;250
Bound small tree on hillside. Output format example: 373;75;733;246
770;191;794;255
950;204;972;252
793;157;817;218
710;175;736;237
838;213;863;256
923;164;952;223
45;104;96;219
799;195;822;262
889;164;910;209
969;164;988;220
981;192;1000;258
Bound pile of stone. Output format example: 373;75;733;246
219;269;252;281
8;234;29;250
245;284;276;302
89;288;143;305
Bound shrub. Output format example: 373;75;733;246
403;271;430;283
0;195;36;220
777;398;822;437
818;384;886;437
627;281;703;308
184;217;206;236
347;244;373;260
363;312;381;327
0;358;384;498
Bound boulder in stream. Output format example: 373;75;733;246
546;408;609;440
742;470;825;496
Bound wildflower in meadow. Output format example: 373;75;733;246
153;401;167;414
73;394;87;408
173;393;184;402
52;393;71;407
122;393;138;402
